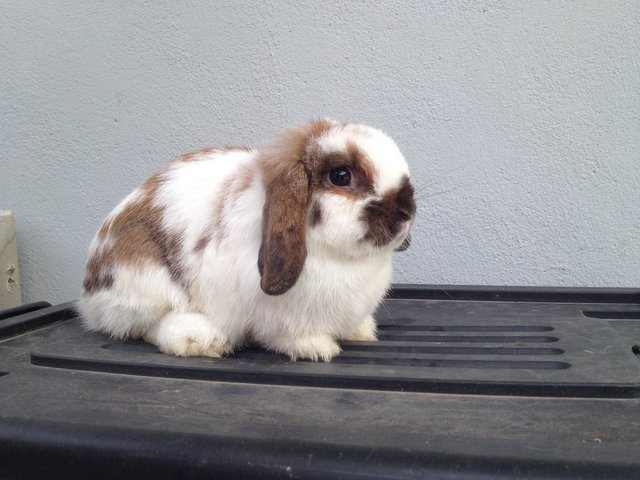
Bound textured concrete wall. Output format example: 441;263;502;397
2;1;639;304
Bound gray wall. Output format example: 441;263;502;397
2;1;639;304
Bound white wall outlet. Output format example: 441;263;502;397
0;210;21;309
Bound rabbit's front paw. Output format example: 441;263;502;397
343;315;378;342
144;312;231;357
266;334;341;362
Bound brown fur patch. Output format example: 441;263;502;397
83;251;114;293
96;219;111;241
140;170;167;195
193;233;211;254
362;176;416;247
258;120;334;187
310;202;322;227
83;170;187;293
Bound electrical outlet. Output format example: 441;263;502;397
0;210;21;309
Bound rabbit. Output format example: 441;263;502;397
77;119;416;362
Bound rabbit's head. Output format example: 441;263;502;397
258;119;415;295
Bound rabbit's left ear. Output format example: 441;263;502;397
258;161;310;295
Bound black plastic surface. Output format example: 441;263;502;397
29;300;640;398
0;301;50;321
0;302;75;340
1;286;640;479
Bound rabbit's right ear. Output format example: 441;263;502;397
258;160;310;295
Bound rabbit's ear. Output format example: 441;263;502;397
258;160;310;295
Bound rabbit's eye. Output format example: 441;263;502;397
329;167;351;187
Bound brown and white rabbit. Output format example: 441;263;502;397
78;119;416;361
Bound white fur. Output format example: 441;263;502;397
154;150;257;252
79;264;191;339
144;312;231;357
78;122;411;361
